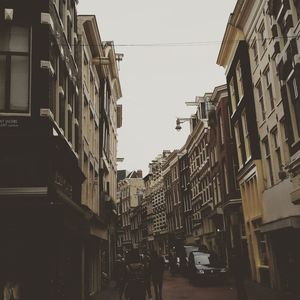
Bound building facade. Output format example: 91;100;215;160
163;150;185;254
208;84;246;266
117;170;144;253
0;1;86;299
149;151;170;254
178;149;194;245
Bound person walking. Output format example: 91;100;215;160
143;254;153;300
123;250;146;300
3;279;21;300
169;252;177;276
150;250;164;300
114;254;127;300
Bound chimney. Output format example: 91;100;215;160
137;169;143;178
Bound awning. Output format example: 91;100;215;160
260;216;300;233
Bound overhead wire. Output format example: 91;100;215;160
64;35;298;48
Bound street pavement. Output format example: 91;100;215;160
99;271;298;300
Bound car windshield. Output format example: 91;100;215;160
194;254;210;266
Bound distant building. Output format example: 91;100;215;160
208;84;246;265
117;170;144;253
185;95;215;250
178;148;194;245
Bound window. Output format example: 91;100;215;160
258;21;267;54
271;128;282;177
228;106;232;138
59;0;65;26
223;163;229;194
0;26;30;113
236;61;244;100
287;76;300;140
219;113;224;144
294;0;300;19
251;39;258;67
241;110;251;160
59;62;66;132
256;230;268;266
229;78;237;112
256;80;266;121
49;45;58;118
234;122;243;168
264;66;275;110
279;118;289;164
263;137;274;186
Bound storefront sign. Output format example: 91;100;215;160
0;119;19;128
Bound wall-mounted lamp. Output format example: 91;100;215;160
175;117;192;131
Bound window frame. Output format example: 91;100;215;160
263;65;275;111
0;26;31;115
256;80;266;122
262;136;274;187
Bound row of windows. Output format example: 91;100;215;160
189;139;208;174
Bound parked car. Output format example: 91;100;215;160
188;251;228;284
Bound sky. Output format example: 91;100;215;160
77;0;237;175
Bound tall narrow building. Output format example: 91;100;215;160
0;1;85;299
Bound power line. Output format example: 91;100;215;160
69;35;298;47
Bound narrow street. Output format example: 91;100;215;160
162;272;235;300
100;271;297;300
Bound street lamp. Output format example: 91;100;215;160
175;117;195;131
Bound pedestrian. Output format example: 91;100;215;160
114;254;127;300
3;274;21;300
123;250;146;300
150;250;164;300
230;248;247;300
143;254;153;300
169;252;176;276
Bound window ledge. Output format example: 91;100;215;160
259;119;266;129
276;98;283;107
245;157;252;165
267;108;275;118
292;138;300;148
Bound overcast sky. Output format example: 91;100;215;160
77;0;237;175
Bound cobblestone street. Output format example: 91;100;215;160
99;271;298;300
